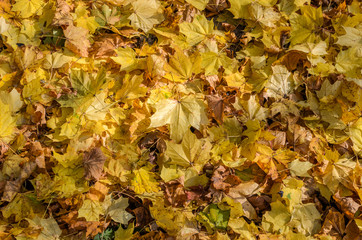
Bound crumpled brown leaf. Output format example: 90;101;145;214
320;208;345;238
92;35;124;59
161;180;187;207
83;147;106;181
206;94;224;124
211;165;241;193
333;192;361;220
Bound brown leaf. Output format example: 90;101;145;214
161;180;187;207
185;185;210;204
64;24;90;57
320;208;345;238
26;141;45;168
138;132;166;164
206;94;224;124
343;220;361;240
206;0;229;17
211;165;241;193
30;103;46;125
132;200;153;228
276;51;308;71
83;148;106;181
333;192;361;219
205;75;219;90
92;35;124;59
53;0;74;26
269;130;286;150
70;220;106;239
247;194;271;212
1;179;22;202
86;182;109;202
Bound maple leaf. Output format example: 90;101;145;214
12;0;44;18
289;5;323;45
27;217;62;240
228;0;278;19
43;52;72;69
186;0;209;10
149;95;208;142
201;51;237;76
128;0;164;32
262;200;291;233
1;0;362;238
106;197;134;224
165;129;210;167
336;26;362;47
64;24;91;57
179;15;221;46
197;203;230;233
233;95;268;122
74;5;100;34
2;193;44;222
288;159;313;177
265;65;295;99
131;166;160;194
83;147;106;181
114;222;134;240
53;0;74;26
0;101;17;143
111;47;138;72
289;203;321;235
78;199;104;222
163;47;201;82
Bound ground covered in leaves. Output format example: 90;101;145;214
0;0;361;239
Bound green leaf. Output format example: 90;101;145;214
197;204;230;233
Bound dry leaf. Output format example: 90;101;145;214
83;148;106;180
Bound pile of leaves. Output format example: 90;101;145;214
0;0;361;239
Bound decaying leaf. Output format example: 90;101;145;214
83;147;106;180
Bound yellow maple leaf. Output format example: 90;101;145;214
111;47;138;72
12;0;44;18
128;0;164;32
78;199;104;221
179;15;219;46
164;47;201;82
289;5;323;45
0;101;17;143
149;95;208;142
131;166;160;194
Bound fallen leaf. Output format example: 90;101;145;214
83;147;106;181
